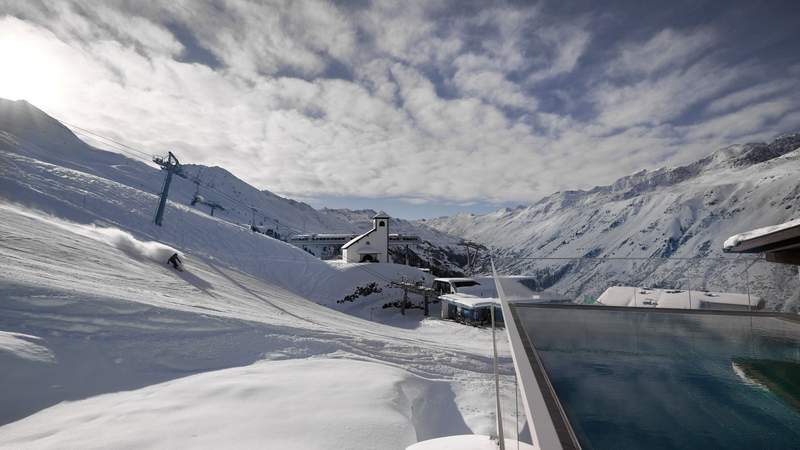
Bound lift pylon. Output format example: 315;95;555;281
153;151;186;226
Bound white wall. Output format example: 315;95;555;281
342;217;389;263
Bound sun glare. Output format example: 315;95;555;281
0;30;66;106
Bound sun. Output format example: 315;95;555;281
0;21;67;107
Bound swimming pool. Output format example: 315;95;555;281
509;304;800;449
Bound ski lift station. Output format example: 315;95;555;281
434;277;571;326
289;212;420;261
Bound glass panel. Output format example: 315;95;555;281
512;305;800;450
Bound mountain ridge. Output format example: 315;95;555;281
0;98;468;275
425;133;800;311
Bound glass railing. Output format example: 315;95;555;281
489;256;800;312
487;256;800;449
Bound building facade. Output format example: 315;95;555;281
342;212;390;263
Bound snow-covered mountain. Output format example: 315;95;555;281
426;134;800;311
0;98;467;275
0;98;523;445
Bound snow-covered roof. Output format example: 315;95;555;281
341;228;372;249
723;217;800;253
440;293;499;309
341;213;390;250
290;233;357;242
433;277;478;283
597;286;761;310
441;291;572;309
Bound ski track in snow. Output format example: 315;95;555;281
0;331;55;364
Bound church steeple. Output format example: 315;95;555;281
373;211;389;230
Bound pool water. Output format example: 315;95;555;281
513;305;800;449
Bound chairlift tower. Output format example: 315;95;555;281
153;151;186;226
460;241;482;276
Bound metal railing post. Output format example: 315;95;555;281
491;303;505;450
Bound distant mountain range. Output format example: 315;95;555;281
424;133;800;311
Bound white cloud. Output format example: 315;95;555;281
0;1;797;208
526;25;591;83
593;57;745;128
705;79;797;114
612;28;716;77
685;98;798;141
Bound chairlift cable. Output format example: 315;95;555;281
62;119;306;236
70;129;153;164
61;120;153;159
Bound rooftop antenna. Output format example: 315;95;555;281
490;258;506;450
153;151;186;226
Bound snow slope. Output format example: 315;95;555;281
0;99;526;447
0;331;55;364
426;134;800;311
0;204;521;449
0;358;464;450
0;98;467;274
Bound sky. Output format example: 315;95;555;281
0;0;799;219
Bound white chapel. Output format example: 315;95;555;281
342;212;390;263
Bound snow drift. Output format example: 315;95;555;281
3;204;179;265
0;358;469;450
0;332;55;364
78;225;179;264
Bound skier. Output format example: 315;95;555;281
167;252;183;271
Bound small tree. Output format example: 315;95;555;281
336;282;383;304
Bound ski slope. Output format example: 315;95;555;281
0;195;524;449
0;97;467;274
0;357;465;450
0;101;527;448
